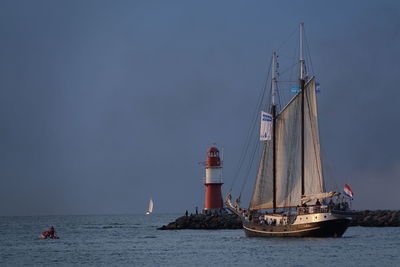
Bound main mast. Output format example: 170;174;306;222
299;23;306;197
271;51;278;213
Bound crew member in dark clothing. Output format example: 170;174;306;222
328;198;334;209
48;226;55;238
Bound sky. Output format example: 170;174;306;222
0;0;399;216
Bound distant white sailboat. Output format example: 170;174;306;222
146;199;154;215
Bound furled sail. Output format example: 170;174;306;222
250;77;324;210
301;192;338;204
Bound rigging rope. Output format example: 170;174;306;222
239;130;262;197
228;58;272;193
276;26;298;52
304;30;315;76
230;25;309;206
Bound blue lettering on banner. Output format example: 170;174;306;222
290;85;321;93
262;114;272;121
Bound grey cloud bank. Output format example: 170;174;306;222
0;0;399;215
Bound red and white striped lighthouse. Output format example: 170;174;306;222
204;146;223;212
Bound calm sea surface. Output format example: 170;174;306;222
0;214;399;266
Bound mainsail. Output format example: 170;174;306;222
250;77;324;209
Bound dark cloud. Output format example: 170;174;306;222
0;0;399;215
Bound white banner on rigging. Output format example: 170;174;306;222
260;111;272;141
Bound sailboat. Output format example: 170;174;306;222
146;199;154;215
226;23;353;237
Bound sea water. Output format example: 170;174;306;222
0;214;399;266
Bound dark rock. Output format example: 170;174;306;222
351;210;400;227
158;210;400;230
158;213;244;230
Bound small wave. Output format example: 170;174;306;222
140;235;157;239
101;225;140;229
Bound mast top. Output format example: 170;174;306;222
299;23;306;81
271;51;278;106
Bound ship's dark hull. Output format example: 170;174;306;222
243;218;350;238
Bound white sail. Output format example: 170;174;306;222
275;91;303;207
303;78;324;195
250;94;301;209
146;199;154;214
250;78;324;209
250;141;274;209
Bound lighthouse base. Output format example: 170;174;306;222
204;183;223;210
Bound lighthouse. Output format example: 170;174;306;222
204;146;223;213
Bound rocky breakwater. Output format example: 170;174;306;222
350;210;400;227
158;214;242;230
158;210;400;230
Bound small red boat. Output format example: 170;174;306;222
39;227;59;239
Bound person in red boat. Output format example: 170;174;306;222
48;226;55;238
40;226;58;239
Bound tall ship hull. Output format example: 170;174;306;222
227;197;352;238
243;215;350;238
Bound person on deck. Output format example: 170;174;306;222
316;199;321;206
301;202;308;214
328;199;334;210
